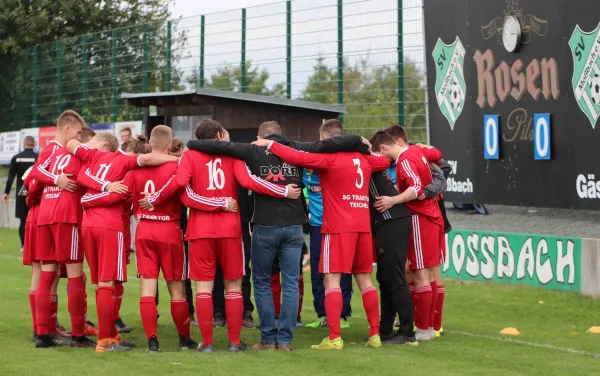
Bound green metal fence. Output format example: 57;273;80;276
5;0;428;142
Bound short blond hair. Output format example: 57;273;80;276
80;128;96;143
57;110;86;129
150;125;172;150
94;132;119;152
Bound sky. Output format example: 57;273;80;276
168;0;425;98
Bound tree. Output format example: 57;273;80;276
0;0;180;130
188;61;285;96
299;56;427;142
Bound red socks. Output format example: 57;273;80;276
324;288;342;340
271;274;282;317
114;282;124;319
49;295;58;335
361;287;380;337
434;285;445;331
413;285;432;331
35;271;55;336
429;281;438;329
29;290;36;332
97;286;116;340
226;292;243;345
196;292;213;346
140;296;157;340
171;299;191;339
68;275;86;337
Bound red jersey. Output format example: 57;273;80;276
30;146;86;226
24;141;63;224
124;162;181;222
148;149;288;240
73;146;141;231
267;141;389;234
396;145;443;222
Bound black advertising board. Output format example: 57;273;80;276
425;0;600;210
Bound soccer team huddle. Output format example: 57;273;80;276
22;109;449;353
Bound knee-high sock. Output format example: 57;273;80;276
96;286;116;341
35;271;55;336
225;292;243;345
170;299;191;339
434;285;445;331
325;288;342;340
140;296;158;340
413;285;432;331
68;275;86;337
361;287;380;337
196;292;213;346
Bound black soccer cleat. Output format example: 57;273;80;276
118;338;137;348
242;313;257;329
115;318;132;333
178;335;199;350
147;335;160;353
56;321;71;338
227;341;248;353
197;344;216;353
35;334;70;348
70;335;97;348
31;332;38;344
213;313;225;328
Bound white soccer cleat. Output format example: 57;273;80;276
415;329;432;341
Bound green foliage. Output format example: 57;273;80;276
188;61;285;97
299;56;427;142
0;0;177;130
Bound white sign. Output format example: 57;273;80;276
114;121;144;146
19;128;40;152
0;131;22;165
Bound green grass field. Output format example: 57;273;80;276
0;227;599;375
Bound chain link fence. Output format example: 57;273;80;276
4;0;428;142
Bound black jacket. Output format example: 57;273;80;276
186;134;367;226
5;148;38;218
368;170;411;232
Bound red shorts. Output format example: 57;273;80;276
22;222;37;266
320;232;373;274
408;215;443;270
82;227;127;284
188;238;243;281
135;221;185;281
36;223;82;263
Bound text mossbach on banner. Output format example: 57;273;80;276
442;230;580;292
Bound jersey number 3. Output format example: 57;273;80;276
352;158;363;189
206;158;225;190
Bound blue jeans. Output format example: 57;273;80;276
309;226;353;318
252;224;304;345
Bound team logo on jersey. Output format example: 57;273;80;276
432;37;466;130
570;24;600;129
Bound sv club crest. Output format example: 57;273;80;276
432;37;466;130
570;24;600;129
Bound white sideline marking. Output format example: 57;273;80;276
449;330;600;359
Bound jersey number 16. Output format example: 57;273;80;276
206;158;225;190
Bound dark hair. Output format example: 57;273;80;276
258;121;281;138
120;127;132;135
369;130;397;152
384;125;408;143
128;135;151;154
120;140;132;152
319;119;344;137
170;138;184;153
195;119;224;140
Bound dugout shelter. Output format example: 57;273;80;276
121;88;347;144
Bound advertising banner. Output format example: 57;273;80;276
425;0;600;209
442;230;581;292
38;127;57;149
0;131;21;165
89;123;115;133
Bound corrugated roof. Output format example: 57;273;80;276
121;88;347;114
